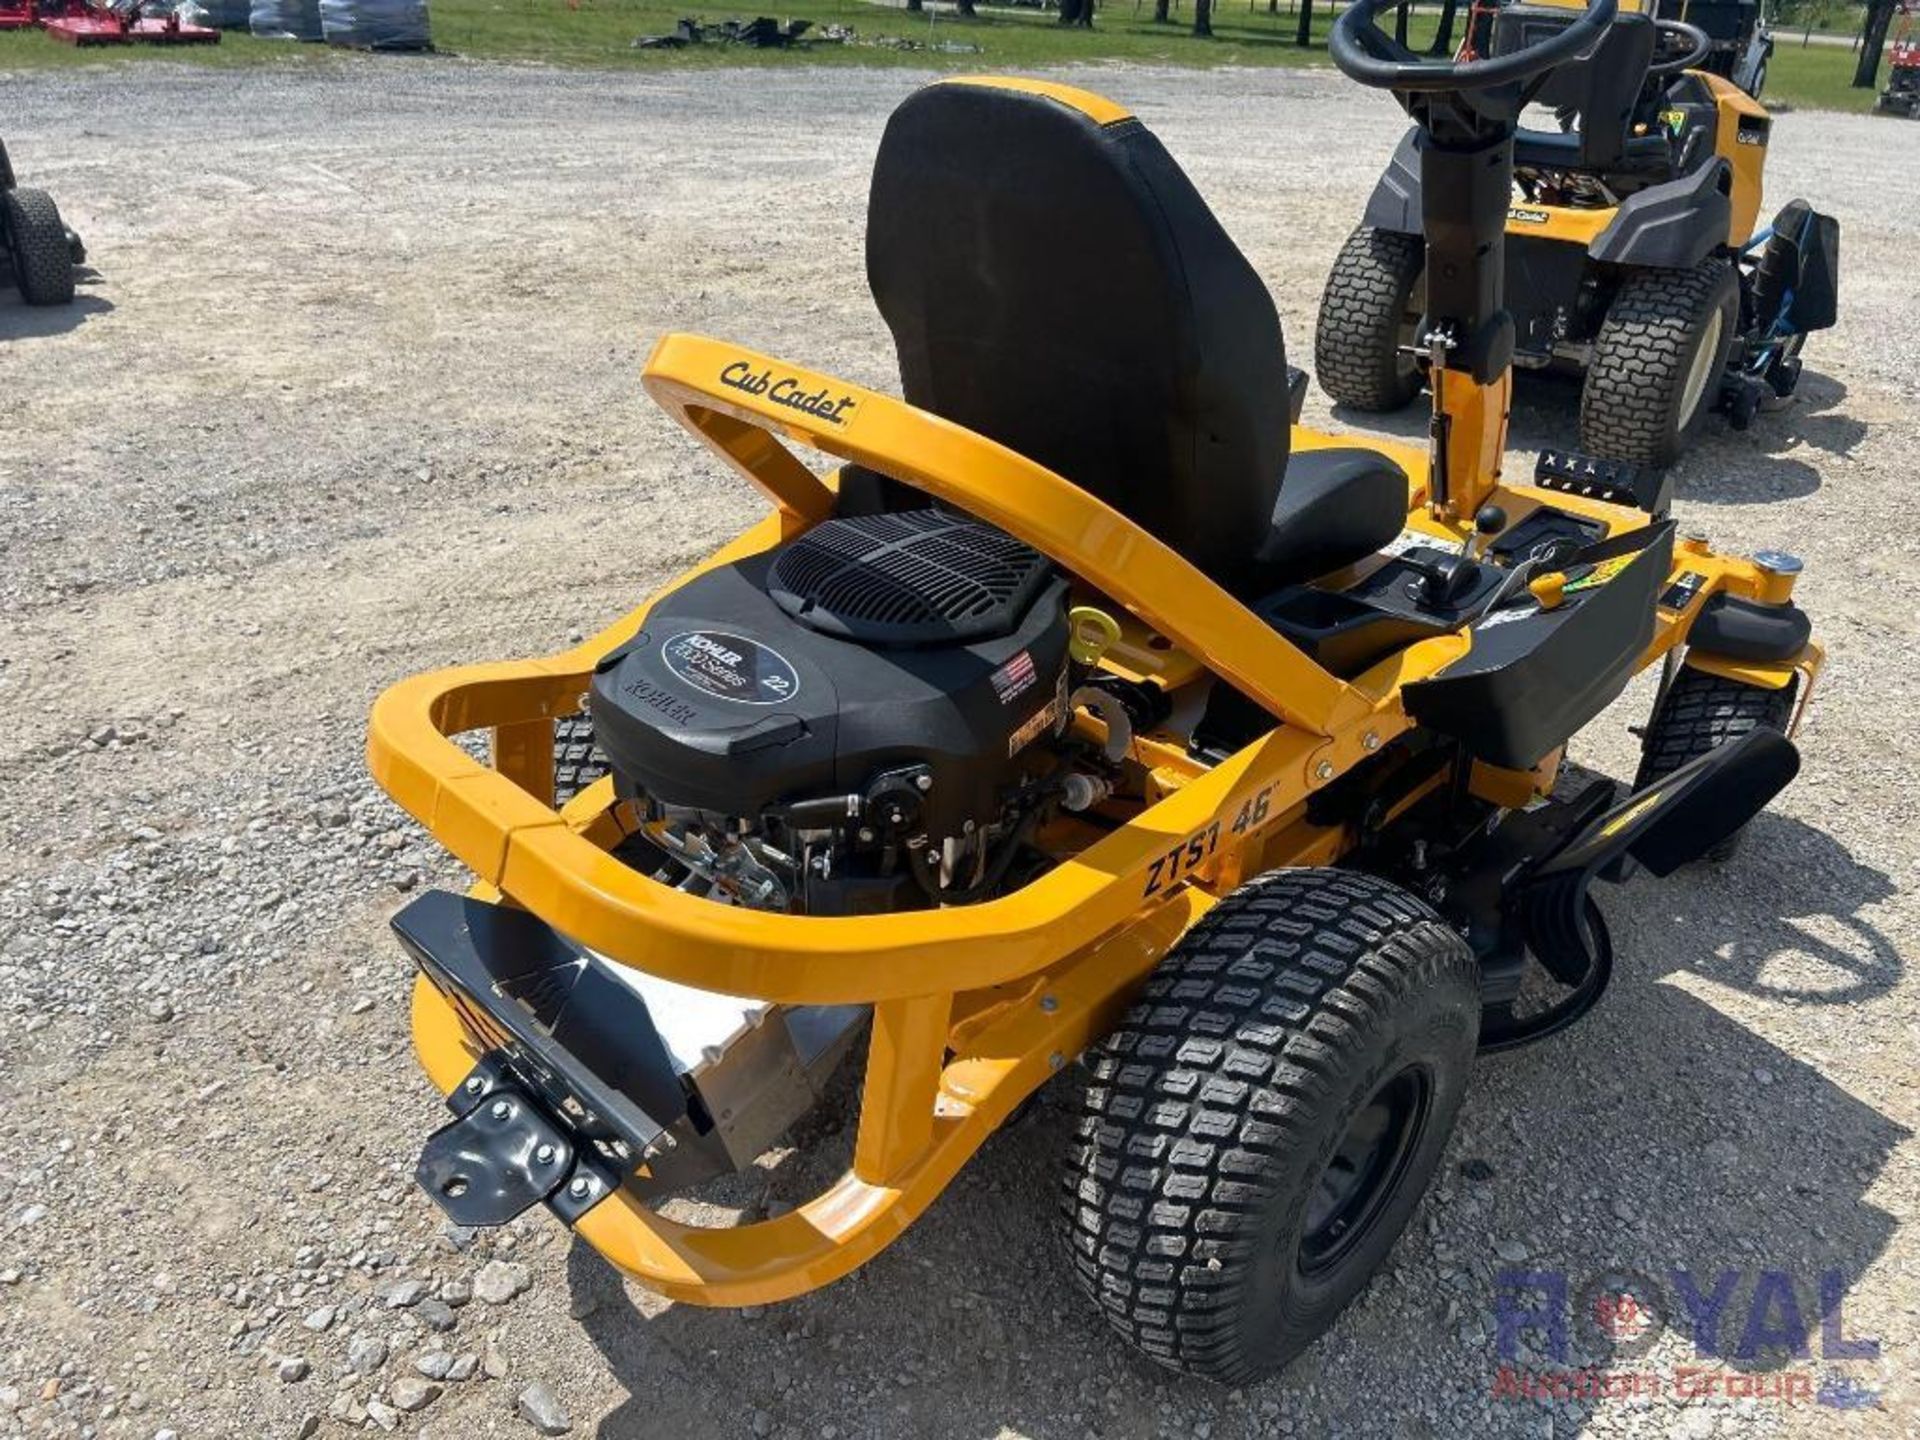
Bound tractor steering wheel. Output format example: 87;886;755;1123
1649;18;1712;75
1329;0;1619;93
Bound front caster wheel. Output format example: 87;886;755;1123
1635;668;1795;863
1064;868;1479;1383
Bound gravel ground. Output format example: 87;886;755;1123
1;59;1917;1440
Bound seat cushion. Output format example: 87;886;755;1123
866;80;1290;597
1257;447;1409;582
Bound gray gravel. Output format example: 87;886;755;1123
1;58;1917;1440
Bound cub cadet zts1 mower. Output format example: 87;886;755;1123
1316;0;1838;467
371;12;1823;1383
0;136;82;307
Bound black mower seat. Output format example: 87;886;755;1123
1497;5;1668;175
1511;127;1675;175
866;79;1400;596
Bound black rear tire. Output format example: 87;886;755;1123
1635;667;1795;862
2;187;76;307
552;712;610;807
1579;257;1739;467
1315;226;1426;413
1064;868;1478;1383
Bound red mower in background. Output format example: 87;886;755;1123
1;137;85;307
2;0;218;44
1880;0;1920;116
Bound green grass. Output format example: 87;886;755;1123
1765;33;1882;113
0;0;1395;73
0;0;1885;114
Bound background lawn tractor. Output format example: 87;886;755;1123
1316;0;1838;468
1655;0;1772;97
370;5;1823;1383
0;137;82;308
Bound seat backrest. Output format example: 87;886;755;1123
865;79;1289;596
1496;6;1658;169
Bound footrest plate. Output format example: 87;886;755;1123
1534;448;1670;517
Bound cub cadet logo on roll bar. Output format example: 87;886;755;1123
720;360;858;426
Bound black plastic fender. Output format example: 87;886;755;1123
1590;159;1734;269
1361;128;1425;237
1516;725;1800;975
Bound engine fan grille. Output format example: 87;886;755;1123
767;509;1053;646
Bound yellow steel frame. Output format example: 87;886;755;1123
373;323;1817;1304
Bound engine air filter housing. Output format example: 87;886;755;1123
767;509;1053;647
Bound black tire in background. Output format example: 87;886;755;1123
0;138;15;191
1578;256;1739;467
1064;868;1479;1383
1634;667;1796;862
1315;226;1427;412
2;187;75;307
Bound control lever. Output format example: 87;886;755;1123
1406;551;1483;609
1469;503;1507;558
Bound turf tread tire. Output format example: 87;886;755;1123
552;712;610;807
1064;868;1478;1383
3;187;75;307
1579;257;1739;467
1633;668;1794;861
1314;227;1426;413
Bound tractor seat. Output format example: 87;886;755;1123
864;79;1404;598
1512;127;1675;175
1497;5;1669;177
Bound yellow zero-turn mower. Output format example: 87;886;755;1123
1315;0;1838;468
370;6;1825;1383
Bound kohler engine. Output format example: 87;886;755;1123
589;509;1078;914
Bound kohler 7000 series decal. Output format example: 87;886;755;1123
661;631;801;705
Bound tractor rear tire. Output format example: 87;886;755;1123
1579;257;1739;468
2;187;75;307
1315;227;1426;413
1064;868;1478;1383
552;711;610;807
0;138;14;191
1634;667;1796;863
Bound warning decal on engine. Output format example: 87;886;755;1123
1008;696;1061;757
661;631;800;706
991;650;1038;705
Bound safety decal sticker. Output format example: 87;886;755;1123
1659;570;1710;612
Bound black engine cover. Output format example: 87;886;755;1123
588;544;1069;839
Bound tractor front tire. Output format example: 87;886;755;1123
1065;868;1478;1383
1579;257;1739;467
2;187;76;307
1634;668;1795;863
1315;227;1426;413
